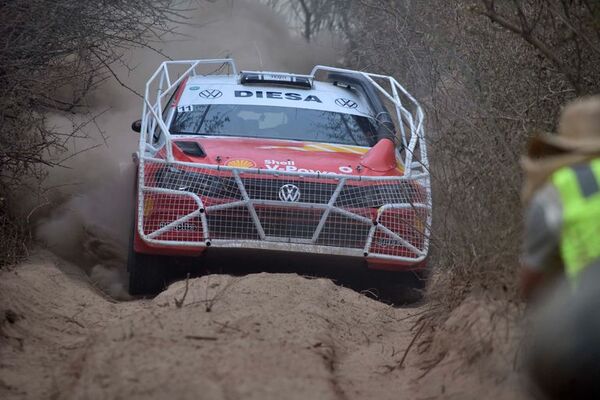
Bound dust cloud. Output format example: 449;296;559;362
32;0;342;298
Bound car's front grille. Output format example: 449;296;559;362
141;162;429;260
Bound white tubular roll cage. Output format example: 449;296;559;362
137;59;432;263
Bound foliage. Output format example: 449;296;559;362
340;0;600;312
262;0;350;41
0;0;183;267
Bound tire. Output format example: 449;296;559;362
127;227;169;296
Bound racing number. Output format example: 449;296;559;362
177;105;193;112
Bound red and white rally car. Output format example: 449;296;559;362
129;59;431;296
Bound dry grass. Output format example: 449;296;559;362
341;0;600;340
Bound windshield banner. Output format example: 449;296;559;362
177;83;370;117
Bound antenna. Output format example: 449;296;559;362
253;41;263;70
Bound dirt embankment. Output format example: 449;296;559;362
0;249;525;400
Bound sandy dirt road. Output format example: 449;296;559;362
0;250;525;400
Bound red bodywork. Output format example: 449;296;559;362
136;135;427;273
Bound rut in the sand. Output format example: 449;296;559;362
0;249;525;400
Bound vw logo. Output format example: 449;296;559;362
335;98;358;109
199;89;223;99
278;184;301;202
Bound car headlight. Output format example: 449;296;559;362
155;167;222;196
340;184;413;208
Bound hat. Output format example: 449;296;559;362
528;96;600;158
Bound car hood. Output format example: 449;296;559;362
170;136;403;176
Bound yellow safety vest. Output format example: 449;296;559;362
552;159;600;284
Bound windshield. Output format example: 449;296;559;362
170;104;377;146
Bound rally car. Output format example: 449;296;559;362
128;59;431;296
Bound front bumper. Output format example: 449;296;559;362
137;158;431;264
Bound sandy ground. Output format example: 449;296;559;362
0;250;527;399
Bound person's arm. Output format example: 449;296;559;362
520;184;563;300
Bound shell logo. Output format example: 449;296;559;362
225;159;256;168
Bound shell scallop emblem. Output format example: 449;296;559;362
225;159;256;168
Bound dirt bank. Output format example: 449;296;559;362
0;250;525;399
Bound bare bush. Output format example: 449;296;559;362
478;0;600;95
262;0;350;41
340;0;600;314
0;0;183;266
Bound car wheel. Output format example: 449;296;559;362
127;227;169;296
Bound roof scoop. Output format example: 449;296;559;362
360;138;397;172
